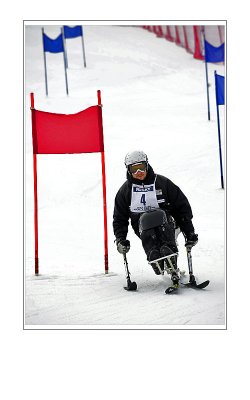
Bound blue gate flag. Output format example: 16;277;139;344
215;73;225;105
43;33;64;53
63;26;83;39
204;40;224;63
41;28;69;95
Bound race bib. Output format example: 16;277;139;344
130;181;159;213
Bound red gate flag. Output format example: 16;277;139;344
31;106;104;154
30;91;108;275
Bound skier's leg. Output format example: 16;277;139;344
140;228;163;275
155;215;177;253
139;210;168;275
155;218;180;284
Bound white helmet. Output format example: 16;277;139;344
124;150;148;168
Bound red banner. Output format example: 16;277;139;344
31;105;104;154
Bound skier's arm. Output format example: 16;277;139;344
164;178;195;236
113;187;130;242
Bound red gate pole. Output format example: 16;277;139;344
175;26;181;45
193;26;204;60
165;26;174;42
183;26;191;53
30;93;39;275
97;90;109;274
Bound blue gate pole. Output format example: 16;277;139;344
61;28;69;95
41;28;49;96
81;27;87;68
62;27;68;69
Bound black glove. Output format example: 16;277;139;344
117;239;130;254
185;232;198;248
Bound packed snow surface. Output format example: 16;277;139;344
25;24;225;328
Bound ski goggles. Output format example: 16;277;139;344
129;162;147;174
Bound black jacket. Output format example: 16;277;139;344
113;164;195;242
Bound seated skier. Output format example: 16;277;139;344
113;150;198;287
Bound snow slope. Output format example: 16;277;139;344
24;24;225;328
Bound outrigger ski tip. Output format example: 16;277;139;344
123;253;138;291
182;279;210;289
124;280;137;291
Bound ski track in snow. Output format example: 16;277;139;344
25;25;225;328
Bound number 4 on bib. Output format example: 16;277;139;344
140;194;146;206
